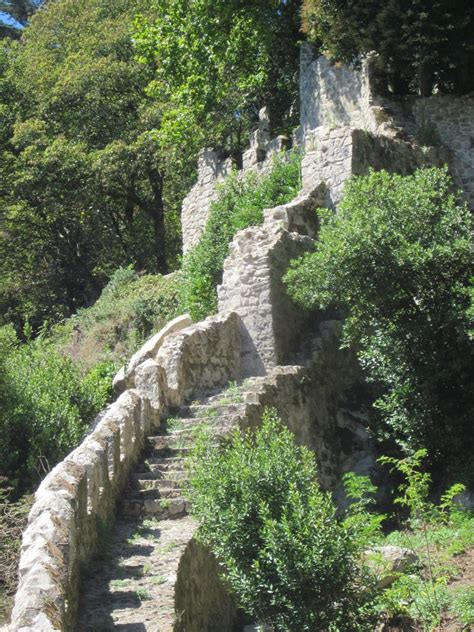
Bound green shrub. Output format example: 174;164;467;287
181;152;301;320
375;450;474;630
285;167;474;482
48;269;182;370
0;325;114;494
187;409;376;631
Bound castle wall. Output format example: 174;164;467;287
299;43;377;136
411;97;474;208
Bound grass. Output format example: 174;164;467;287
165;416;186;433
450;586;474;627
158;540;178;555
110;578;131;589
136;587;152;601
47;268;181;372
375;504;474;629
181;151;302;320
216;380;244;405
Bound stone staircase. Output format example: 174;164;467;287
76;382;250;632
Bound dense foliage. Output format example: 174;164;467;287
188;409;376;631
0;324;115;494
0;0;187;332
301;0;474;95
0;0;303;334
285;167;474;482
48;267;181;371
133;0;301;159
181;153;301;320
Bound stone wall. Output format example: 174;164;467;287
410;97;474;208
299;43;377;136
299;44;474;207
237;321;375;492
174;540;239;632
9;312;242;632
181;108;293;254
181;149;234;254
182;45;474;259
301;126;448;206
218;187;325;376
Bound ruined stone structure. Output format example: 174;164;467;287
8;45;473;631
182;43;473;256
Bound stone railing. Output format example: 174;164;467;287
9;312;242;632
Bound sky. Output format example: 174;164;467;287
0;12;22;29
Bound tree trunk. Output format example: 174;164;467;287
146;168;168;274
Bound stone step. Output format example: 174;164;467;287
179;391;245;409
132;477;183;491
131;470;187;482
146;439;221;453
138;456;186;472
143;496;190;519
172;402;247;418
160;413;243;435
146;445;193;458
127;485;183;501
121;495;189;520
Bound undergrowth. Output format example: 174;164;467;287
181;151;302;320
48;268;181;370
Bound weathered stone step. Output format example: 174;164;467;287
138;456;186;472
146;445;193;458
127;485;183;501
132;477;183;491
172;401;247;418
143;496;190;518
121;495;189;519
147;434;198;450
131;470;187;483
158;414;243;436
146;439;221;454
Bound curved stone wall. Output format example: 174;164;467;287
9;312;242;631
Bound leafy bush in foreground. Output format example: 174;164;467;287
187;409;376;631
285;167;474;482
181;152;301;320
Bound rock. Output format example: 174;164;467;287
112;365;127;394
365;545;418;589
124;314;193;386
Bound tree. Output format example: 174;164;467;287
285;168;474;482
0;0;183;330
188;409;376;631
301;0;474;95
133;0;301;157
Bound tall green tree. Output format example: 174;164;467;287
285;168;474;482
301;0;474;95
0;0;183;330
133;0;301;159
0;0;40;37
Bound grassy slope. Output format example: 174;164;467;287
48;269;182;372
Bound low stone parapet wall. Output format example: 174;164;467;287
9;312;242;631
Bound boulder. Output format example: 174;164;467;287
365;545;418;588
